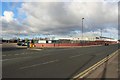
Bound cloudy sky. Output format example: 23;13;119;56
1;0;119;39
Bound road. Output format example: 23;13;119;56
2;44;118;79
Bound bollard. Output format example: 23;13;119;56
42;45;44;49
30;43;33;48
33;44;35;47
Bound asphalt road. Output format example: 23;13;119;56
2;44;118;78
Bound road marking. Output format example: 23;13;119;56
14;54;20;55
21;52;32;55
21;53;25;54
20;59;59;69
42;60;58;64
70;55;81;58
2;53;28;57
70;53;91;58
2;56;31;62
0;59;10;61
28;48;42;51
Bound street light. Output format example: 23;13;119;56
100;28;102;37
82;18;84;41
81;18;84;47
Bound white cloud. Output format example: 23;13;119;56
2;0;120;2
1;2;118;39
2;11;14;22
1;11;29;36
20;2;118;33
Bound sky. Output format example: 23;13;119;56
0;0;119;40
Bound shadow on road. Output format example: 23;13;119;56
69;55;96;79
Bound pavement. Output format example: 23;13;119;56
1;43;119;79
73;49;119;79
86;51;119;78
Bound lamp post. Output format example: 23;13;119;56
81;18;84;46
82;18;84;41
101;28;102;37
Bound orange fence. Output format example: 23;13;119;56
35;43;98;48
34;41;118;48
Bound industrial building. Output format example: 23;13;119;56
34;36;118;48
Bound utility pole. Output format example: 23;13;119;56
101;28;102;37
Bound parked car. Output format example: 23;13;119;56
104;42;109;46
17;41;27;46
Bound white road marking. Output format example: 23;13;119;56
42;60;58;64
20;59;59;69
0;59;9;61
21;53;25;54
70;53;90;58
15;54;20;55
2;56;31;62
30;49;42;51
70;54;82;58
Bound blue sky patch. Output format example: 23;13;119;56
2;2;26;19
